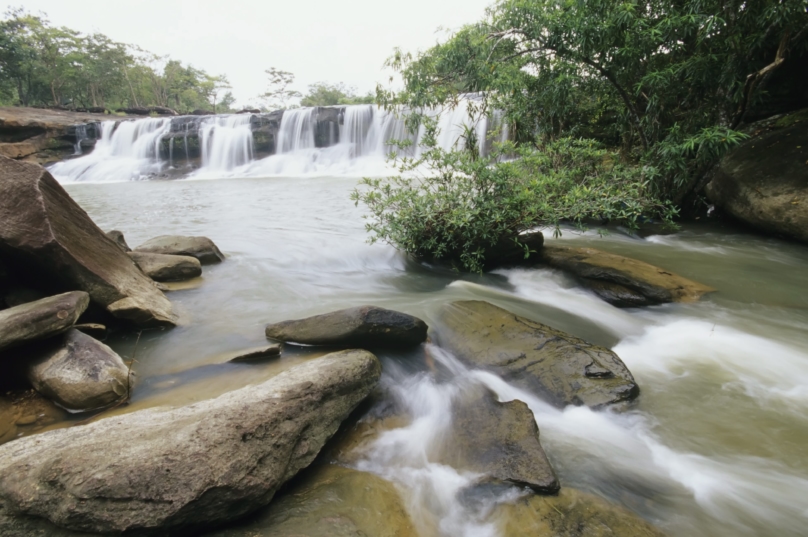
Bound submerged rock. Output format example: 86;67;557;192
540;245;714;306
706;109;808;243
0;158;177;326
129;251;202;282
265;306;428;348
135;235;225;265
104;230;131;252
208;465;418;537
496;488;666;537
445;387;559;494
0;350;381;535
0;291;89;352
433;301;639;408
25;329;129;412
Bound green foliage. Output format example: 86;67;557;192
300;82;375;107
352;119;676;272
0;8;232;112
260;67;302;110
378;0;808;202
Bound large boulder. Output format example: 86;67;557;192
135;235;225;265
433;301;639;408
0;158;176;326
25;329;129;412
0;350;381;535
265;306;428;348
540;245;714;307
104;230;130;252
208;465;418;537
706;109;808;243
0;291;89;352
129;251;202;282
444;387;559;494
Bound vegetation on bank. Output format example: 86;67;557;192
354;0;808;270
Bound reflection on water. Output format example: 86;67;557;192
56;176;808;537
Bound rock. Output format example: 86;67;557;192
0;158;176;326
265;306;428;348
0;391;66;447
433;301;639;408
190;109;215;116
237;108;261;114
208;465;418;537
484;230;545;268
444;387;558;494
540;245;715;306
706;108;808;243
0;350;381;535
0;292;89;352
25;329;129;412
226;344;282;363
72;323;107;338
495;487;666;537
129;251;202;282
134;235;225;265
104;230;130;252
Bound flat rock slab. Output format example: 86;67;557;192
0;350;381;535
0;157;176;326
25;329;128;412
540;245;714;307
135;235;225;265
0;291;89;353
265;306;428;348
445;387;559;493
129;251;202;282
433;301;639;408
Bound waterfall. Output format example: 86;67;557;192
198;115;254;173
73;124;88;155
276;108;316;153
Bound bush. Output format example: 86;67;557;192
352;122;677;272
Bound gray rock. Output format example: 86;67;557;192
135;235;225;265
226;344;282;363
25;329;128;412
445;387;558;493
0;350;381;535
706;109;808;243
104;230;130;252
433;301;639;408
0;157;176;327
0;292;89;352
265;306;428;348
129;251;202;282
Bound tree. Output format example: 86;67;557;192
259;67;301;110
300;82;375;106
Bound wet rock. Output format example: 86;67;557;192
135;235;225;265
0;350;381;535
0;391;66;447
540;245;714;306
433;301;639;408
25;329;129;412
72;323;107;338
0;291;89;352
265;306;428;348
0;158;177;326
484;230;545;269
104;230;130;252
706;108;808;243
129;251;202;282
495;488;665;537
208;464;418;537
445;387;559;494
226;344;282;363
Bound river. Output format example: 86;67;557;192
48;174;808;537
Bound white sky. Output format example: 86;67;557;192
8;0;494;107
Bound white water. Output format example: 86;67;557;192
50;99;497;183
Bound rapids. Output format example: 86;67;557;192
46;175;808;537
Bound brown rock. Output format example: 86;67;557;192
135;235;225;265
0;291;89;352
129;251;202;282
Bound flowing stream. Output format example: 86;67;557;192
46;174;808;537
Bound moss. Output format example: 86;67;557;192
774;108;808;129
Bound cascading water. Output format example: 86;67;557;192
198;115;254;173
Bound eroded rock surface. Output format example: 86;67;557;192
265;306;428;348
104;230;131;252
433;301;639;408
25;329;128;412
135;235;225;265
0;291;89;352
0;350;381;535
0;158;176;326
540;245;714;306
129;251;202;282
